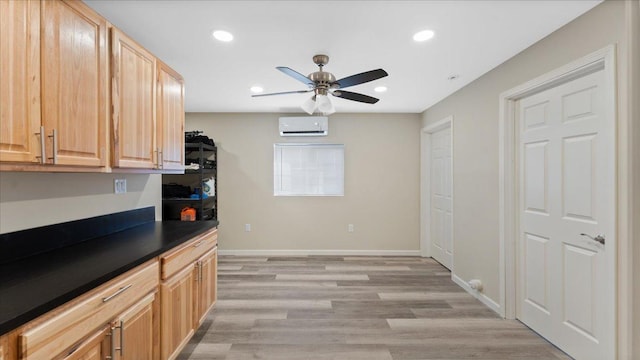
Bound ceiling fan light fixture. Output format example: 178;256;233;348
413;29;435;42
212;30;233;42
316;94;335;115
301;96;317;115
374;86;387;93
250;86;264;93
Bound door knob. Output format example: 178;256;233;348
580;233;605;245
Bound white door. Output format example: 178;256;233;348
430;127;453;269
517;68;615;359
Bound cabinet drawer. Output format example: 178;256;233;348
19;261;159;360
161;228;217;280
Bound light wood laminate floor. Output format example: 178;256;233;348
177;256;570;360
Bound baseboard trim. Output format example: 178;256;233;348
218;249;422;257
452;274;503;316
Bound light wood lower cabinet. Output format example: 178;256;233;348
194;247;217;327
160;265;195;360
160;228;218;360
18;261;159;360
113;292;158;360
2;228;218;360
52;325;110;360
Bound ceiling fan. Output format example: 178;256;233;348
252;54;388;115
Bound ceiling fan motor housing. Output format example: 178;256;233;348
309;55;336;94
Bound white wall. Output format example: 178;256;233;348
0;173;161;234
186;112;421;254
421;0;637;357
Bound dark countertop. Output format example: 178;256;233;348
0;220;217;336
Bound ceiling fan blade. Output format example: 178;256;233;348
333;69;388;89
332;90;379;104
252;89;313;97
276;67;315;87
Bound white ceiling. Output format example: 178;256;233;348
84;0;601;114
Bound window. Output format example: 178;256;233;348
273;143;344;196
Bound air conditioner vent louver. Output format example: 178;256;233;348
279;116;328;137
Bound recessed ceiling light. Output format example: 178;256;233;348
212;30;233;42
374;86;387;93
413;29;435;42
250;86;263;93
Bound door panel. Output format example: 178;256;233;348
41;0;107;166
161;266;194;360
111;28;156;169
0;0;41;163
563;244;597;338
157;62;185;170
524;141;549;214
117;292;155;360
563;135;596;221
429;127;452;269
524;233;550;313
517;68;614;360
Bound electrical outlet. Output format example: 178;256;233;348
114;179;127;194
244;224;251;232
348;224;354;232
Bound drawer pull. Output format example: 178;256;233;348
193;241;204;248
102;284;132;303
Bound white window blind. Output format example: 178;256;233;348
274;143;344;196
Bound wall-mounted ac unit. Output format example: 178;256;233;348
279;116;328;137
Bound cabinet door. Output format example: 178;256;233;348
114;292;157;360
157;61;184;171
111;27;156;169
0;0;41;163
52;325;110;360
40;0;108;167
160;265;194;360
194;247;217;327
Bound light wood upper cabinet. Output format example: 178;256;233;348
157;61;185;171
0;0;41;164
40;0;108;167
1;0;185;172
111;27;156;169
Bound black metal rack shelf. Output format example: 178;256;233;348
162;197;216;203
162;141;217;221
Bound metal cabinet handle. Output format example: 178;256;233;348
159;150;163;169
35;126;46;164
102;284;132;302
47;129;57;164
119;320;124;356
580;233;605;245
108;325;115;360
108;321;123;359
